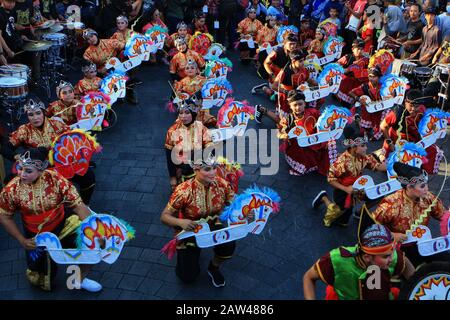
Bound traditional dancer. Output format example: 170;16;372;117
169;38;205;82
160;154;236;287
237;7;263;62
0;148;102;292
47;81;81;126
74;62;102;99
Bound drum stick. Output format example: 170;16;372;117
13;51;25;56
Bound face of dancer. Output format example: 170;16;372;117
407;182;429;199
352;45;363;57
271;0;280;8
301;20;310;30
329;8;338;18
196;165;217;184
85;68;97;79
285;39;297;52
178;108;193;125
117;19;128;31
178;26;188;37
289;99;305;116
17;165;41;184
176;42;187;52
405;99;419;115
368;73;379;86
153;9;160;21
269;17;277;27
196;17;206;27
315;31;324;41
87;34;98;46
60;86;75;104
248;11;257;20
185;64;198;77
363;250;394;270
27;109;44;128
291;58;304;70
354;143;368;156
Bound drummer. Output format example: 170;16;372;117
0;0;25;61
47;80;81;126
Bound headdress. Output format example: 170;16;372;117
174;37;187;46
185;58;198;69
359;224;395;255
188;151;218;170
56;80;74;98
246;7;257;15
287;90;305;103
178;98;200;114
81;62;97;73
18;150;49;171
82;28;98;40
368;65;382;77
289;49;307;61
176;21;188;30
342;126;368;148
23;98;45;113
393;162;429;186
116;15;129;24
352;38;365;48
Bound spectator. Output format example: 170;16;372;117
247;0;267;23
397;3;424;58
267;0;288;24
411;5;442;66
217;0;239;48
165;0;187;34
436;0;450;37
98;0;132;38
382;0;407;37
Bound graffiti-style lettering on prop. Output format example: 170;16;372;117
215;157;244;193
204;57;233;79
201;78;233;109
144;25;168;51
416;109;450;149
204;43;226;60
71;91;110;131
353;142;426;199
34;212;135;264
287;105;351;147
49;130;101;179
368;49;395;75
298;63;345;102
276;25;299;44
100;72;128;105
177;185;280;248
306;36;344;66
210;99;255;142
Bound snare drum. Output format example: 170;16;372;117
42;32;68;47
0;64;30;81
434;63;450;82
0;76;28;100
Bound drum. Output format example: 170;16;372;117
0;76;28;100
42;32;68;47
400;61;417;77
414;67;433;87
0;64;30;81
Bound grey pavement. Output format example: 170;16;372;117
0;51;448;300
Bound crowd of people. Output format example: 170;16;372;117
0;0;449;300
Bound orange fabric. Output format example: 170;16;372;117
9;118;69;149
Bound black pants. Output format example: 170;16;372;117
70;167;96;204
175;224;236;283
333;188;376;225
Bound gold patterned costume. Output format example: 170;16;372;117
83;39;124;70
47;99;81;125
9;118;69;149
169;49;205;79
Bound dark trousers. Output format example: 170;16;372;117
217;13;238;48
175;223;236;283
333;188;353;225
70;167;96;204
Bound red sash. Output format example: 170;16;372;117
338;175;360;209
23;205;65;233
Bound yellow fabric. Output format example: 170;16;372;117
323;203;343;227
58;215;81;240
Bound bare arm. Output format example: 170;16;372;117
0;214;34;249
72;202;92;221
402;256;415;280
303;265;321;300
160;207;197;231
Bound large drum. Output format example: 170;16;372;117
0;76;28;100
0;64;30;81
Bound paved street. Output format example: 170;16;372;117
0;51;448;300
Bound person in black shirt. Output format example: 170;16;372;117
39;0;59;20
14;0;34;39
397;3;424;57
0;0;23;59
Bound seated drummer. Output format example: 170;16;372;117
82;28;138;105
0;0;25;62
47;81;81;126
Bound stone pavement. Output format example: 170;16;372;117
0;52;448;300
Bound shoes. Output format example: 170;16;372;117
126;88;139;105
254;104;264;123
312;190;327;210
251;83;267;94
80;278;102;292
207;262;225;288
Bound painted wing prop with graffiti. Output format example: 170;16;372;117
416;109;450;149
287;105;351;146
204;42;226;60
204;57;233;79
189;32;214;56
215;157;244;193
298;63;345;102
210;99;255;142
100;71;128;105
144;25;168;50
201;78;233;109
49;129;101;179
276;25;299;44
174;185;281;249
304;60;322;81
368;49;394;75
318;19;339;37
306;36;344;66
353;142;426;199
71;91;110;131
34;211;135;264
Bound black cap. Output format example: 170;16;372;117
423;6;437;14
352;39;365;48
287;90;305;103
368;65;382;77
289;49;307;61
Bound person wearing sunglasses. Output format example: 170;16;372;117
160;152;237;288
46;81;81;126
312;126;386;228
